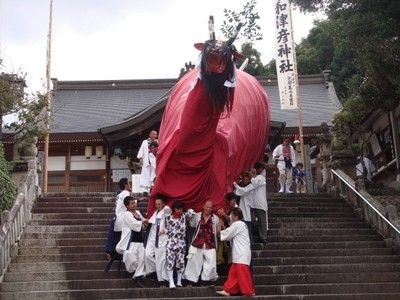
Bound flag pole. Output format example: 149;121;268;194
43;0;53;193
288;2;305;165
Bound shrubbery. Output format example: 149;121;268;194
0;143;17;212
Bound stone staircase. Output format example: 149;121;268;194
1;192;400;299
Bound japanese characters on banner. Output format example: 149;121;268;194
275;0;299;110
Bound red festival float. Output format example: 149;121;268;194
149;20;270;213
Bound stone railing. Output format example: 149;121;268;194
331;168;400;253
0;160;39;282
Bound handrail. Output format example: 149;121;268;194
331;168;400;235
0;161;39;282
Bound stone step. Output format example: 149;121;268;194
38;196;115;203
254;240;386;250
34;201;147;208
252;247;393;257
31;205;352;214
4;270;129;282
14;252;400;266
268;220;371;231
269;207;353;213
269;212;355;218
23;231;108;239
2;283;400;299
270;228;375;235
25;224;109;233
19;245;105;255
8;261;119;272
34;201;115;207
252;255;400;265
25;221;371;231
257;282;400;295
270;221;370;229
252;263;400;274
268;217;359;223
93;294;400;300
30;219;110;225
22;228;376;240
20;237;106;247
32;213;117;220
0;286;216;300
14;253;108;263
31;211;358;219
267;234;380;243
268;201;348;207
32;207;114;213
253;272;400;285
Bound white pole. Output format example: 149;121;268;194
43;0;53;193
288;2;305;165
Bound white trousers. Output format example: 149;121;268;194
278;168;293;191
145;235;168;281
123;242;146;278
184;246;218;283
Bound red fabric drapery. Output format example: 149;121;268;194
149;69;270;214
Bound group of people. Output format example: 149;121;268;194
106;132;317;296
106;178;256;297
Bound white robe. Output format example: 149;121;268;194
234;174;267;211
235;188;252;222
114;190;130;232
220;220;251;265
115;210;146;277
145;205;171;281
137;139;156;191
184;213;219;283
272;144;296;170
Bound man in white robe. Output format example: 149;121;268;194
234;171;254;243
115;196;148;279
137;130;158;192
234;162;268;243
114;178;131;232
216;207;255;297
272;137;296;193
144;194;171;283
184;201;220;284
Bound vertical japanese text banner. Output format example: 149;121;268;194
275;0;299;110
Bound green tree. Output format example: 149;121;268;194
0;143;17;211
291;0;400;142
221;0;268;76
0;67;47;143
292;0;400;109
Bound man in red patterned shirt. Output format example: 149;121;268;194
184;200;220;284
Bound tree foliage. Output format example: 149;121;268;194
0;143;17;211
292;0;400;139
221;0;263;43
0;65;47;143
221;0;268;76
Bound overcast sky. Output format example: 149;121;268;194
1;0;323;93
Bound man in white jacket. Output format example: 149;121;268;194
144;194;171;284
272;137;296;193
216;207;255;297
184;201;220;284
115;196;148;280
233;162;268;243
137;130;158;192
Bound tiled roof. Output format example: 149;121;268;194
51;75;342;134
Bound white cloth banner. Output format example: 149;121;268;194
275;0;299;110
